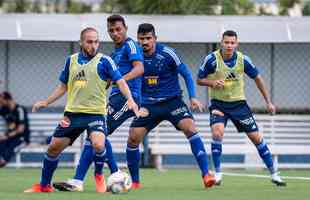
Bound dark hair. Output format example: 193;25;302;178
222;30;238;39
0;91;12;100
137;23;156;36
107;14;126;27
80;27;98;40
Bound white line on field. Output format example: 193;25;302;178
223;172;310;181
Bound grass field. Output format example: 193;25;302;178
0;168;309;200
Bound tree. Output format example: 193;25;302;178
67;0;91;13
32;0;42;13
303;1;310;16
279;0;300;15
100;0;220;15
221;0;255;15
14;0;31;13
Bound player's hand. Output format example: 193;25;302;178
126;98;140;117
266;102;276;115
32;100;48;112
212;80;225;89
190;98;204;112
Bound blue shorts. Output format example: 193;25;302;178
209;99;258;133
53;112;106;145
107;93;140;135
130;96;194;132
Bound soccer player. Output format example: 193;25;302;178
24;27;139;193
197;30;286;186
126;23;215;189
52;15;144;192
0;92;30;167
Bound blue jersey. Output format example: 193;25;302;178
142;43;196;104
59;52;122;84
197;51;259;79
110;38;144;98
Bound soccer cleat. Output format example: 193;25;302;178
203;173;216;188
53;179;84;192
131;182;141;189
271;172;287;187
24;183;53;193
214;172;223;186
95;174;107;193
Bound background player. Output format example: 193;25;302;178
197;30;286;186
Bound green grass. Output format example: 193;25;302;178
0;168;309;200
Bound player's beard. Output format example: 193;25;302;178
142;44;153;54
82;47;97;58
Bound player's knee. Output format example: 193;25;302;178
92;140;105;152
182;126;197;138
248;131;262;145
212;126;224;140
127;135;141;146
178;119;196;135
47;144;62;157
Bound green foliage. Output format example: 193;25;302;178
31;0;42;13
221;0;255;15
67;0;91;13
100;0;220;15
302;1;310;16
278;0;301;15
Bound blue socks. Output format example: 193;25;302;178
40;153;59;186
256;139;275;174
73;139;93;181
103;139;119;174
188;133;209;176
74;138;118;180
93;149;106;175
126;144;140;183
211;139;222;173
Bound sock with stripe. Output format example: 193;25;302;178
188;133;209;176
126;144;140;183
40;153;59;186
211;138;222;173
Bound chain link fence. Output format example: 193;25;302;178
0;40;309;113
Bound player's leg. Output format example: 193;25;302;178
50;115;90;192
2;137;23;164
128;105;159;189
25;112;85;193
87;115;110;193
24;135;72;193
207;100;229;186
127;127;148;188
0;140;7;167
231;102;286;186
167;98;215;188
101;94;138;173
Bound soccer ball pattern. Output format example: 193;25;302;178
107;171;132;194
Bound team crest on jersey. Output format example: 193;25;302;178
139;107;149;117
59;116;71;128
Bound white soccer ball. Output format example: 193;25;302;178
107;171;132;194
